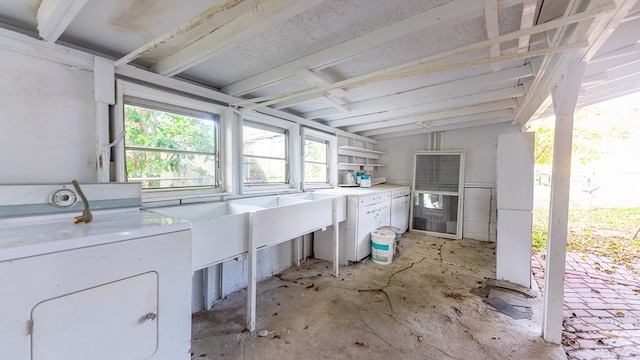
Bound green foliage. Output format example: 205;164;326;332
530;104;632;167
124;105;216;189
304;139;328;183
532;231;547;253
532;204;640;273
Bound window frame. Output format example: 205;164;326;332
242;120;289;186
240;113;300;194
303;137;329;184
114;81;229;202
301;127;337;190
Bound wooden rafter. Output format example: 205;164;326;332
150;0;320;76
346;97;520;133
221;0;526;96
311;64;533;121
485;0;502;71
37;0;89;42
115;0;252;67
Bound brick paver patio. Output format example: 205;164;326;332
532;252;640;359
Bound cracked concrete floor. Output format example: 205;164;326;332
190;233;565;359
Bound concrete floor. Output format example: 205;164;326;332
191;233;565;359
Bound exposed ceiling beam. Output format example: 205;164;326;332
115;0;253;66
234;4;611;110
485;0;502;71
36;0;89;42
371;116;515;139
150;0;320;76
581;0;640;62
345;98;518;133
307;64;533;121
295;69;348;97
359;109;514;137
239;40;586;110
515;0;635;126
221;0;525;96
328;86;524;128
518;0;538;51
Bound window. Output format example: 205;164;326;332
243;121;288;185
123;100;219;190
304;138;329;183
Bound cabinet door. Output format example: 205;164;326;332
391;195;410;233
32;272;158;360
402;195;410;233
390;197;404;231
376;200;391;229
355;204;378;261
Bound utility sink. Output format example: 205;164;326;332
229;195;334;249
280;192;346;222
146;202;264;271
146;194;341;271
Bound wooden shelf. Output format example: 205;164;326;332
338;163;386;171
338;142;386;172
338;146;387;155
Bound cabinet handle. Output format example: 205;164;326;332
145;312;157;321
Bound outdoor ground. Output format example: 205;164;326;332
532;184;640;274
191;234;565;360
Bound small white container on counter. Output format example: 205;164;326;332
360;175;371;188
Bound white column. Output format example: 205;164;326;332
333;198;340;277
93;57;115;182
246;211;258;332
542;61;586;344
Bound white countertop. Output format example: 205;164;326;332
316;184;410;196
0;209;190;262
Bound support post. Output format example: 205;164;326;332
93;57;115;182
542;61;586;344
246;211;258;331
333;198;340;277
294;236;301;267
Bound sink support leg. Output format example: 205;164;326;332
247;211;257;332
333;199;339;277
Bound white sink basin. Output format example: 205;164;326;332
280;192;346;222
227;196;308;208
146;202;264;271
147;193;341;275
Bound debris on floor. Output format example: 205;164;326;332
191;234;565;359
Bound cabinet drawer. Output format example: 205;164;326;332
392;188;410;197
358;194;379;207
377;192;391;202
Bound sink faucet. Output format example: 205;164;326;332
71;180;93;224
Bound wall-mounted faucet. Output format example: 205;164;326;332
71;180;93;224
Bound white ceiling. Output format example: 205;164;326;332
0;0;638;139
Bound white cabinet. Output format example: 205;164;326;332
315;190;392;265
390;187;410;233
496;133;535;288
354;192;391;261
0;230;192;360
32;272;159;360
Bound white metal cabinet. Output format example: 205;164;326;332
315;190;391;265
32;272;158;360
354;192;391;261
390;187;410;233
0;230;192;360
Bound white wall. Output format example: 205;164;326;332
0;44;306;313
0;49;95;183
376;123;521;241
377;123;520;185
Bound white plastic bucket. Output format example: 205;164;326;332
371;230;396;265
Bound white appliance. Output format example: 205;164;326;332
0;183;192;360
